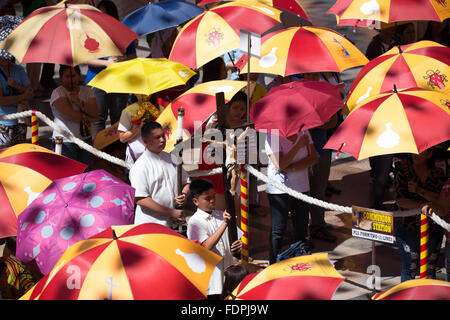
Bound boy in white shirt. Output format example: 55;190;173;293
187;179;242;299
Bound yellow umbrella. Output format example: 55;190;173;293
87;58;197;95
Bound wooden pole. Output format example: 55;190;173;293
216;92;239;250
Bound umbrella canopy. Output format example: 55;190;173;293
228;253;345;300
237;26;369;76
122;0;204;36
372;279;450;300
0;144;86;238
197;0;310;20
327;0;450;25
169;1;283;69
250;79;344;137
345;41;450;113
20;223;222;300
87;58;196;95
0;2;138;66
157;80;248;152
0;15;23;59
324;87;450;160
93;121;120;150
16;169;135;276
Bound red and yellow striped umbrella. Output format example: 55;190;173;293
197;0;310;20
20;223;222;300
372;279;450;300
327;0;450;25
156;80;248;152
237;26;369;76
324;87;450;160
0;2;138;66
345;41;450;113
169;1;283;69
228;253;345;300
0;144;86;238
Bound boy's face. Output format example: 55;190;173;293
193;188;216;212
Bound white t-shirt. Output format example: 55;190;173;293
118;103;146;164
50;86;95;141
129;149;189;226
265;131;313;194
187;208;242;295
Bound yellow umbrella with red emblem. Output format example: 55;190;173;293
228;253;345;300
344;40;450;114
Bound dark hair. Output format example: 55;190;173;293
227;91;247;107
221;264;249;299
420;19;450;46
141;121;163;140
97;0;119;20
190;178;214;199
202;57;226;82
58;65;81;80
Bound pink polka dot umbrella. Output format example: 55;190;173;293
16;169;135;276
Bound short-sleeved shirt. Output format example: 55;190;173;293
118;103;146;164
223;49;244;80
129;149;190;226
265;131;313;194
187;208;242;295
50;85;95;141
0;64;30;126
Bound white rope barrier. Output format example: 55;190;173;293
1;110;131;169
2;110;449;232
244;164;450;232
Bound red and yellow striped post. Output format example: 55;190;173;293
420;213;429;279
31;110;38;145
240;166;249;265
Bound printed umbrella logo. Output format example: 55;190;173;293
83;33;100;53
360;0;380;15
333;39;350;57
435;0;447;7
288;263;315;272
377;122;400;149
424;70;447;89
441;99;450;109
205;28;224;47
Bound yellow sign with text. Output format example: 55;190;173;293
352;206;395;244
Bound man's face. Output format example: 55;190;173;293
143;128;166;153
192;188;216;212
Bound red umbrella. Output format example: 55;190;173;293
0;2;138;66
250;79;344;137
197;0;310;20
228;253;345;300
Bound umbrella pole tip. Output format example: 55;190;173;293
112;229;118;240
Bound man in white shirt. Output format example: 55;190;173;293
129;121;190;227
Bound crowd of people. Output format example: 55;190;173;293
0;0;449;300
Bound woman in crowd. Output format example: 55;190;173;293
50;65;98;168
